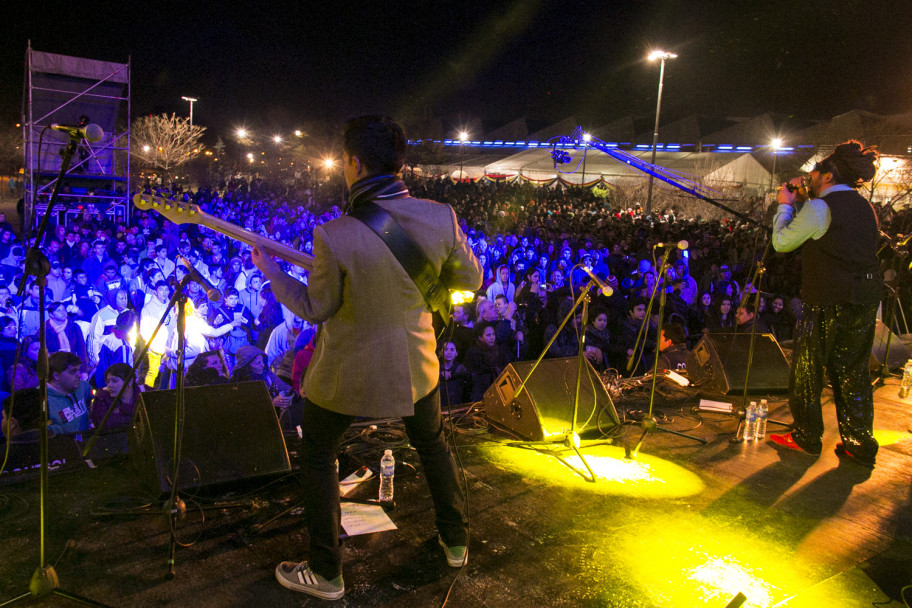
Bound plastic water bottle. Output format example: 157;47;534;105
901;360;912;398
743;401;758;442
756;399;769;440
379;449;395;503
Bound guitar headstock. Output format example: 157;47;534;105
132;193;205;226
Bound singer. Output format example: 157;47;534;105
768;141;881;468
252;115;482;600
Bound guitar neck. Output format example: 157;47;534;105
132;193;314;271
202;215;313;271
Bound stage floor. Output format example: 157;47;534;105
1;377;911;607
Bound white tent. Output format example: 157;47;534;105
479;148;771;195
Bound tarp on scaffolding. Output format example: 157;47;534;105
26;49;129;175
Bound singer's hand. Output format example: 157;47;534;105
776;182;797;207
251;245;282;279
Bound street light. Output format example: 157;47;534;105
181;96;198;127
458;131;469;182
645;50;677;215
769;138;782;191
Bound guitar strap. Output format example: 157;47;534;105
348;201;451;326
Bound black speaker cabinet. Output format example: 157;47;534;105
130;381;291;495
870;319;909;372
690;333;790;395
483;357;619;441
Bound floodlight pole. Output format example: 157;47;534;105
645;51;676;215
181;96;197;128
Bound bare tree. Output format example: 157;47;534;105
131;113;205;176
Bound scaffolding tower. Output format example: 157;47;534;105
22;42;131;230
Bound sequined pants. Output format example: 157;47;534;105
788;303;879;461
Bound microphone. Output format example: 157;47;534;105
654;240;689;250
581;267;613;297
50;123;104;143
178;256;222;302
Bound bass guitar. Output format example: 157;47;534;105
132;193;313;270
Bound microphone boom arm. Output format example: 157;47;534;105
566;127;762;227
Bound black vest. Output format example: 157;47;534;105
800;189;881;305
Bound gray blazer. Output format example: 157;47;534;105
273;196;482;418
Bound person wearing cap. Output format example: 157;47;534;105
95;260;128;294
768;141;882;468
711;265;740;302
47;260;68;302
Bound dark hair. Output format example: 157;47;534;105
114;309;136;331
662;323;687;345
739;302;755;315
104;362;134;383
818;140;878;187
0;316;14;330
474;321;496;340
48;351;82;380
225;287;239;298
628;297;647;313
342;115;406;175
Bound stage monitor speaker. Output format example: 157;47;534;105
870;319;909;372
130;381;291;495
690;333;790;395
483;357;619;442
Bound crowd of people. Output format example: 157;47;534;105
0;169;904;442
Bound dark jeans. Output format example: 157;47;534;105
299;386;467;579
788;303;879;461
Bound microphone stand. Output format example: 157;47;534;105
81;276;186;456
628;249;707;459
871;242;908;388
625;271;660;378
164;284;191;580
728;241;790;442
505;278;618;482
1;136;109;607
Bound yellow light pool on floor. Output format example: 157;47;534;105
480;443;706;498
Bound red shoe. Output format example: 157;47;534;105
834;443;875;469
769;432;821;455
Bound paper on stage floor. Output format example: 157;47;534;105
341;502;397;536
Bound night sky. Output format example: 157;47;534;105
4;0;912;139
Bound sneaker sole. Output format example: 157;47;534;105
438;536;468;568
275;564;345;600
